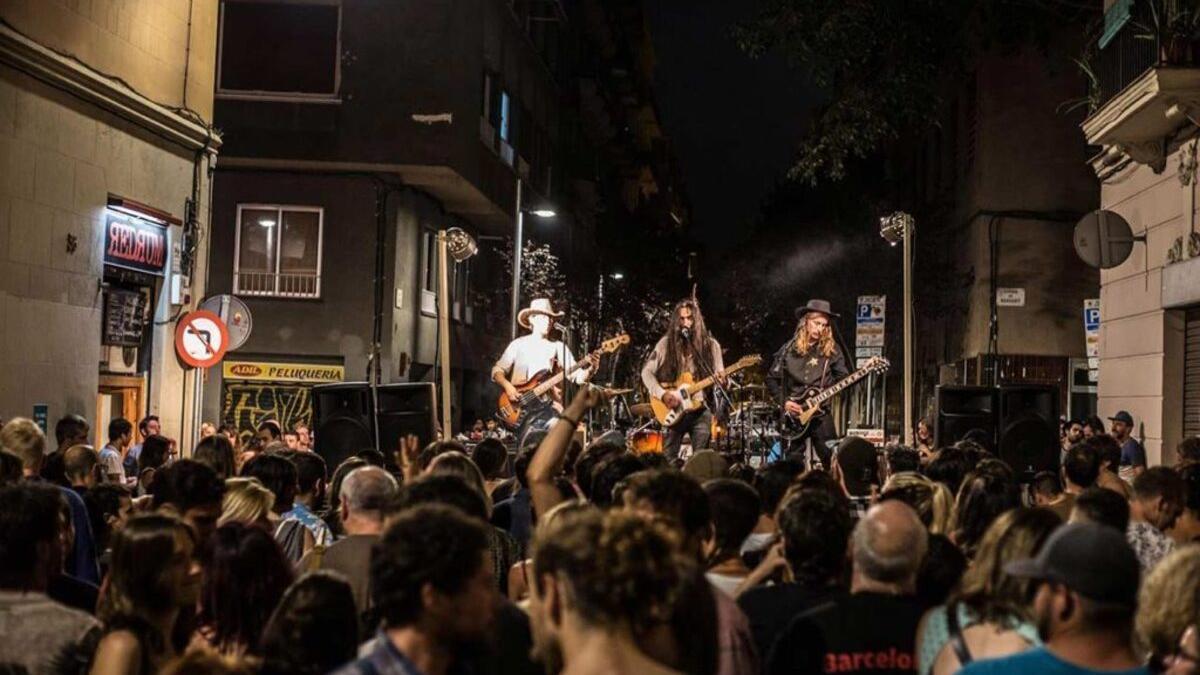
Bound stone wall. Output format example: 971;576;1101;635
0;64;212;442
1097;146;1194;466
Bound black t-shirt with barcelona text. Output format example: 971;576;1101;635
766;591;925;675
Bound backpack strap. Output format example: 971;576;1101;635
945;602;974;668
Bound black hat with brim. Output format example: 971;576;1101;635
795;299;839;320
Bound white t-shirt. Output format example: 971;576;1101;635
98;445;126;485
492;334;586;385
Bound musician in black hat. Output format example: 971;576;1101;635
770;299;849;468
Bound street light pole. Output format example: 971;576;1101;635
903;219;914;447
511;177;523;341
881;212;915;446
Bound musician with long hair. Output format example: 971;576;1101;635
641;299;725;461
770;299;849;469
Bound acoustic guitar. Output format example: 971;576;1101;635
649;354;762;428
495;333;630;428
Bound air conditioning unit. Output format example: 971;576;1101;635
101;344;138;374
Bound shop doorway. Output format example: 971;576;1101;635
95;375;145;448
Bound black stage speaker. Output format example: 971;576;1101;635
998;384;1060;478
935;385;997;449
376;382;438;457
312;382;376;472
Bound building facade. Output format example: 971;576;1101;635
1080;0;1200;465
202;0;686;436
894;33;1101;431
0;0;220;449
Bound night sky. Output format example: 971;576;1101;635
647;0;818;252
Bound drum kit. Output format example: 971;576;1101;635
609;369;786;465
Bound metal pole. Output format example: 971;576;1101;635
437;231;453;440
510;177;523;340
903;219;914;446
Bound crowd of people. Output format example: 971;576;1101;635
1;393;1199;675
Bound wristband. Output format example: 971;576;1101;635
557;414;580;427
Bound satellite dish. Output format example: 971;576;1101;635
199;294;253;351
1073;210;1144;269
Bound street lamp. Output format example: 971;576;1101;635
880;211;915;446
511;177;557;339
438;227;478;440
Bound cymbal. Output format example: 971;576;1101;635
629;403;655;418
601;387;634;396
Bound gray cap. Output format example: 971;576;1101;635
1004;522;1139;608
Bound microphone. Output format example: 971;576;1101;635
680;327;691;340
554;321;570;333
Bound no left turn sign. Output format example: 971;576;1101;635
175;310;229;369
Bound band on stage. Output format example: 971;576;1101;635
489;295;876;470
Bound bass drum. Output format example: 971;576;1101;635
630;429;664;455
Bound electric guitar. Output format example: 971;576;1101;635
780;356;890;440
496;333;631;428
650;354;762;428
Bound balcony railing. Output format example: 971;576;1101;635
1093;15;1158;111
234;271;321;298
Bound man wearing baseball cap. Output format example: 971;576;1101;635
959;522;1147;675
1109;410;1147;481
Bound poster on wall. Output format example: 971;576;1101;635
102;288;148;347
221;359;344;441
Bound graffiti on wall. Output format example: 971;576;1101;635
221;382;313;440
220;359;344;442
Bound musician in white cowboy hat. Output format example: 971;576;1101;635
492;298;596;428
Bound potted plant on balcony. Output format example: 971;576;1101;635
1137;0;1200;65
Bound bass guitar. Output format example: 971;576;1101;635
496;333;630;428
650;354;762;428
780;356;890;440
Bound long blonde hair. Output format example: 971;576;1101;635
793;315;837;358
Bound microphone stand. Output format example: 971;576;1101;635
690;333;734;455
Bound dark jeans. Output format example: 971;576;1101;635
516;403;556;450
786;413;836;470
664;408;712;462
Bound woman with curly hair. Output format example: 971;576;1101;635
950;468;1022;559
93;514;201;674
1136;546;1200;669
526;507;696;675
916;507;1062;675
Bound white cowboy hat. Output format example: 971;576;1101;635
517;298;564;329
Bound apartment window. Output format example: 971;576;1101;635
234;205;323;298
499;91;513;142
419;229;474;321
218;0;341;101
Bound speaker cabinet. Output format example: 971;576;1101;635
935;385;997;449
312;382;376;472
998;384;1060;479
376;382;437;457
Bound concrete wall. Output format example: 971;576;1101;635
0;0;216;445
1096;146;1195;466
202;170;507;428
957;46;1100;359
214;0;560;216
0;66;211;439
0;0;218;120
